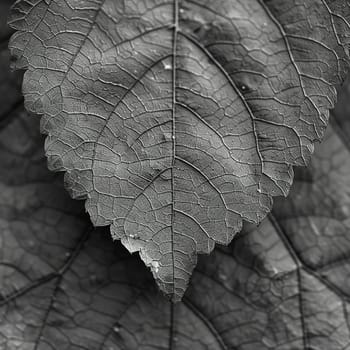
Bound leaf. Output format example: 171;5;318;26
7;0;350;301
2;8;350;346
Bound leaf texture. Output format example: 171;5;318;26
8;0;350;300
2;8;350;346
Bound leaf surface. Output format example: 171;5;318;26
3;7;350;346
8;0;350;300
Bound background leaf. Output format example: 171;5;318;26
7;0;350;300
3;2;350;348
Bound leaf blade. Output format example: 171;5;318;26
8;0;350;300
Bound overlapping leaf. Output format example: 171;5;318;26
2;3;350;345
8;0;350;300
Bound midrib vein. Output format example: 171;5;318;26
170;0;179;301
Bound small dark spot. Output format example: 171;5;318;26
193;26;202;35
48;319;65;327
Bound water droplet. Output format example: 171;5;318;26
240;85;247;91
150;260;160;273
113;324;121;333
179;8;185;14
162;59;172;70
219;272;227;281
173;336;178;342
65;252;71;258
263;22;267;26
